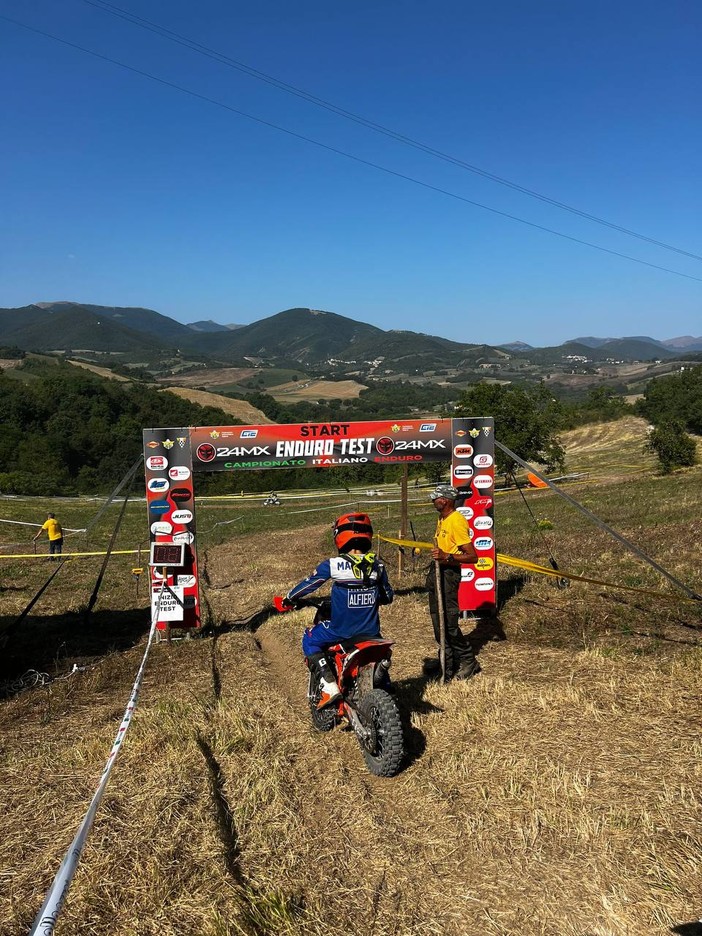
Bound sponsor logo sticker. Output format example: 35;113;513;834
177;437;187;448
170;487;192;502
461;567;475;582
169;466;191;481
475;557;494;571
473;474;493;489
475;577;495;591
453;465;474;479
473;496;493;508
469;428;480;438
171;509;193;524
455;429;467;437
390;424;401;433
376;437;395;455
453;444;474;458
147;477;169;492
147;455;168;470
173;531;195;545
151;521;172;535
197;442;216;462
473;536;494;551
457;506;474;521
163;439;174;449
147;440;159;449
419;423;436;432
473;516;494;530
473;453;494;468
149;499;170;515
210;430;220;439
177;575;197;588
240;429;258;438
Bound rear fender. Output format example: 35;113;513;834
339;640;393;690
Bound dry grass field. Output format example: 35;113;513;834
267;378;366;403
158;367;258;388
67;360;132;382
160;387;271;424
1;421;701;936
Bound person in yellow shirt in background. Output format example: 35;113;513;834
33;513;63;559
424;484;480;681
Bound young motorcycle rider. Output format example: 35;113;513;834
281;513;394;710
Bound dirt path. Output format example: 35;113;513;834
201;525;702;935
2;505;699;936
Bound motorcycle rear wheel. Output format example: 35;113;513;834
357;689;404;777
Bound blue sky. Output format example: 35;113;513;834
1;0;700;346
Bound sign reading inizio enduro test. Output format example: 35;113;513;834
143;417;495;631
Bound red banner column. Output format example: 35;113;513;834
451;417;496;615
143;428;199;631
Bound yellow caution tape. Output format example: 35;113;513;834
0;549;141;560
378;534;699;603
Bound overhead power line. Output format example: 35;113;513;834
4;13;702;284
81;0;702;265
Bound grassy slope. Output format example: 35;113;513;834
1;422;701;935
160;386;271;424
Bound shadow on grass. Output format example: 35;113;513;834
0;607;150;683
671;923;702;936
392;673;446;767
497;573;528;611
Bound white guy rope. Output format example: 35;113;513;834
28;583;166;936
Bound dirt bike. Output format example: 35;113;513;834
263;494;281;506
273;595;405;777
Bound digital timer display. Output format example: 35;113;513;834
149;543;186;566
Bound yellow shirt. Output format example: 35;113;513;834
435;510;470;556
42;518;63;541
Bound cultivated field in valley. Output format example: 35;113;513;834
1;422;701;936
266;378;366;402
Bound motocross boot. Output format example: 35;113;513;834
317;676;342;710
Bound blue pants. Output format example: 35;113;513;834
302;620;380;656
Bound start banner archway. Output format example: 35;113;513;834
143;417;495;631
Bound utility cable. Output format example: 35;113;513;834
3;13;702;285
83;487;133;622
82;454;143;540
81;0;702;264
507;469;568;587
494;440;702;601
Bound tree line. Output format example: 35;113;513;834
0;360;698;496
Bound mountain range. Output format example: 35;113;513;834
1;302;701;368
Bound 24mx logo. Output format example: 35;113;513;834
394;439;446;451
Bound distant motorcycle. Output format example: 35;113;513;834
273;595;405;777
263;493;281;506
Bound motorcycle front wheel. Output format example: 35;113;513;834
357;689;404;777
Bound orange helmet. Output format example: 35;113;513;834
333;512;373;552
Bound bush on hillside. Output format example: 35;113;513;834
646;422;697;473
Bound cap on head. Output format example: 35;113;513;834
429;484;459;502
333;512;373;552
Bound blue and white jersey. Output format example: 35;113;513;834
287;553;393;641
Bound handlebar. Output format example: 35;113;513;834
273;595;329;613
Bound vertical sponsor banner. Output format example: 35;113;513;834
452;417;496;615
143;428;199;630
